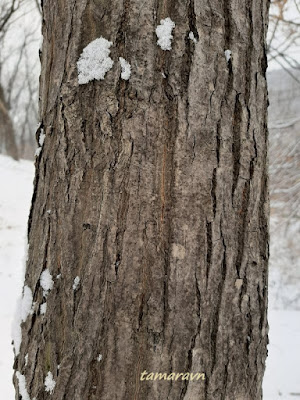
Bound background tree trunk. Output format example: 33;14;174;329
0;84;18;160
14;0;270;399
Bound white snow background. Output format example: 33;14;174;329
0;156;34;399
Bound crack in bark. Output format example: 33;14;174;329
245;0;254;105
211;168;217;218
235;181;251;277
210;236;227;375
180;0;197;95
232;94;242;197
179;272;201;400
223;0;232;48
206;220;213;288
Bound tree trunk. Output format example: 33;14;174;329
13;1;270;399
0;84;19;160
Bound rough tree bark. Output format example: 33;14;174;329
13;0;270;399
0;84;18;160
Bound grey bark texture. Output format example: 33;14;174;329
13;0;270;399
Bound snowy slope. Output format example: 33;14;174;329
264;311;300;400
0;155;34;399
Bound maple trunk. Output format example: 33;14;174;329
14;0;270;399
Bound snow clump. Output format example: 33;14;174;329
35;147;42;157
73;276;80;291
44;371;56;394
156;18;175;51
119;57;131;80
77;37;114;84
16;372;31;400
40;303;47;315
188;31;197;43
40;269;54;296
39;131;45;147
225;49;232;62
12;285;33;356
20;286;33;321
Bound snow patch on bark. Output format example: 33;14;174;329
44;371;56;394
225;49;232;62
16;372;31;400
156;18;175;51
40;302;47;315
39;131;45;146
34;147;42;157
40;269;54;296
21;286;33;321
77;37;114;84
119;57;131;80
188;31;197;43
73;276;80;291
12;285;33;356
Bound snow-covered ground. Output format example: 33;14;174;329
0;155;34;399
0;154;299;399
264;311;300;400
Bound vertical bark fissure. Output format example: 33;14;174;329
211;168;217;218
205;220;213;288
223;0;232;49
188;0;198;39
28;348;40;395
179;273;201;399
236;181;251;277
180;0;197;95
210;236;227;375
232;94;242;197
245;0;254;105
